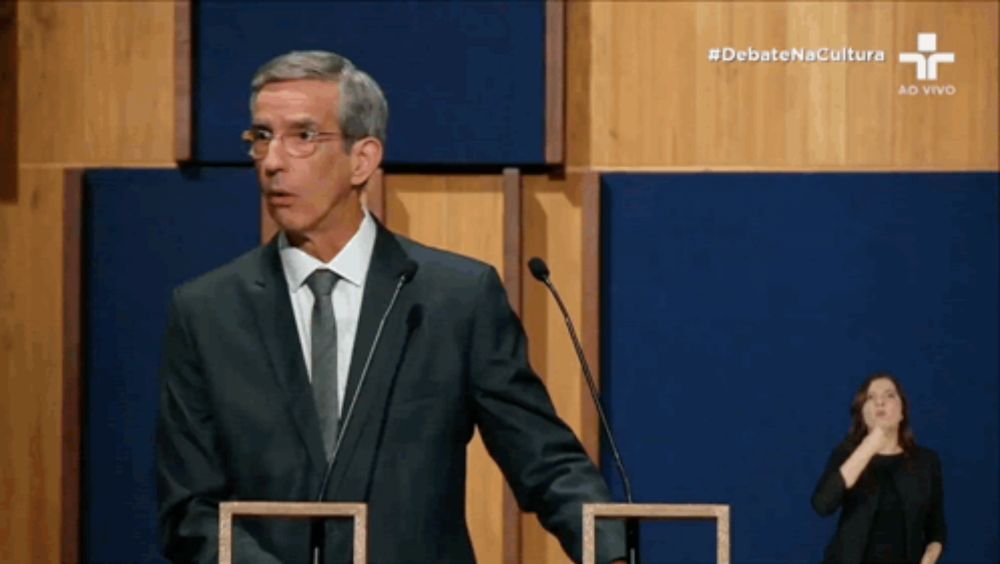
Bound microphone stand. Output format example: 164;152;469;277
529;258;640;564
312;262;418;564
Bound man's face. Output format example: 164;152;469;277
252;79;355;237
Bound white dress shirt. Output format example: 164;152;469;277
278;210;377;411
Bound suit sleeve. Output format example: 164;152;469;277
156;289;281;564
924;451;947;547
466;267;626;563
811;443;851;517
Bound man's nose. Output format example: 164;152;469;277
260;138;288;174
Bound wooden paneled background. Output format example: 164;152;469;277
3;3;178;563
385;174;513;564
1;1;996;563
568;1;998;170
16;1;177;166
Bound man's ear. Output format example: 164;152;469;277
350;137;384;187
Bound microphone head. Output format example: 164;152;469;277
527;257;550;282
400;260;419;283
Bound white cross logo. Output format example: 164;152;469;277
899;33;955;81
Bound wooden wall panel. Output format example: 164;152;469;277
3;2;179;562
18;1;177;165
569;1;998;170
384;174;510;564
60;169;82;564
891;1;999;167
545;0;565;164
565;1;591;176
519;174;596;564
174;1;191;162
0;168;68;564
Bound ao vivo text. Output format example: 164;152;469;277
899;84;956;96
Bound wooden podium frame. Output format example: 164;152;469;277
582;503;731;564
218;501;367;564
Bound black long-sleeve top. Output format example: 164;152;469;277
812;442;946;564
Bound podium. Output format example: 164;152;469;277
217;501;728;563
218;501;367;564
582;503;731;564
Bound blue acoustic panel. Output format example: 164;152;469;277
83;167;259;563
600;173;998;563
195;1;545;165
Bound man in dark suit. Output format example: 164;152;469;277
157;50;625;563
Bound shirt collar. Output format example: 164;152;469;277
278;209;377;292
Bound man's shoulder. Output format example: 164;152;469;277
172;244;268;303
395;235;496;283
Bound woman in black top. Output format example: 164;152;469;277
812;373;946;564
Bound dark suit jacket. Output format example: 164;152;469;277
157;223;625;563
811;442;946;564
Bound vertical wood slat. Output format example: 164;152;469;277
0;168;67;564
579;172;601;462
174;0;191;162
61;169;83;564
383;174;507;564
501;167;522;564
520;172;595;563
502;168;522;313
565;1;592;170
16;2;82;164
0;0;16;202
545;0;565;165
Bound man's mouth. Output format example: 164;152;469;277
265;191;296;206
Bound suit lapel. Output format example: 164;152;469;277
246;239;328;474
326;223;416;499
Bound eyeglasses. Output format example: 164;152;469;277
241;127;346;159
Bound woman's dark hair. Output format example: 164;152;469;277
846;372;916;453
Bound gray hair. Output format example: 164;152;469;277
250;50;388;149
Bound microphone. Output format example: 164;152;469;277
311;260;418;564
528;256;640;564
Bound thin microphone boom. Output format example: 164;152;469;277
528;256;639;563
528;257;633;503
311;260;417;564
316;260;418;502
